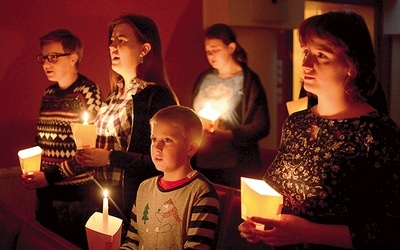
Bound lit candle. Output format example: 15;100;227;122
103;189;109;222
18;146;42;174
198;102;221;132
70;111;97;149
83;111;89;125
240;177;283;230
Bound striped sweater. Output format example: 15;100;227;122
121;172;220;250
36;74;102;185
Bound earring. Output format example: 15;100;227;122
347;71;351;77
140;55;144;64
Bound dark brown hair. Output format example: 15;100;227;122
205;23;248;66
40;29;83;68
108;14;171;94
298;10;377;101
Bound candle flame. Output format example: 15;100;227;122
198;102;221;122
103;189;108;198
83;111;89;125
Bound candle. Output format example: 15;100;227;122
103;189;109;223
70;111;96;149
83;111;89;125
198;102;221;132
18;146;42;174
240;177;283;229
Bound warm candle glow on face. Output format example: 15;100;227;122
83;111;89;125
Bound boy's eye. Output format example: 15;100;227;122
164;138;172;143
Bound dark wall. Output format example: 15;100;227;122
0;0;209;167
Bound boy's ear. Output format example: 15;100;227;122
187;140;199;157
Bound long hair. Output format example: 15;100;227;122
205;23;248;67
107;14;171;94
298;10;377;102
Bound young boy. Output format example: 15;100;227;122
121;105;220;249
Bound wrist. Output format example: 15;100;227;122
107;149;113;167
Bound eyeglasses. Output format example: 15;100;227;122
36;53;70;63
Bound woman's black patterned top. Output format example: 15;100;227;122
264;109;400;249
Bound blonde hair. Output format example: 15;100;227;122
150;105;203;145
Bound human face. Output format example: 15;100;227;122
150;120;191;178
205;38;235;71
301;37;350;98
109;23;145;79
40;42;76;83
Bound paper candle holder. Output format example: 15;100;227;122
241;177;283;222
199;116;220;133
85;212;122;250
18;146;42;174
70;122;96;150
198;102;221;133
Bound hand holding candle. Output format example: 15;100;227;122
86;188;123;249
18;146;42;174
70;111;97;150
241;177;283;230
198;102;221;133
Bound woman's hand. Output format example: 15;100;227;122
75;148;110;167
20;171;49;190
238;219;261;244
239;214;352;248
239;214;315;247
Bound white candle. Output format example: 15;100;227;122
70;111;96;149
103;189;109;223
83;111;89;125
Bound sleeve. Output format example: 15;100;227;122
231;70;270;147
349;120;400;249
43;158;88;184
109;85;177;171
184;183;220;249
121;201;140;249
44;78;102;183
82;79;102;121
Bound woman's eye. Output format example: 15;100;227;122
317;52;326;58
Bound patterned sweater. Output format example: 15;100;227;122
121;172;220;250
36;74;102;185
265;109;400;249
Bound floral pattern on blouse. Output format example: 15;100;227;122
264;109;400;249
